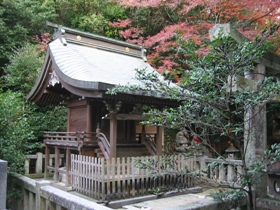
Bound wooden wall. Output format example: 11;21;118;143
67;100;88;132
67;99;156;145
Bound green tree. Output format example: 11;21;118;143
0;0;56;73
0;91;67;174
4;43;44;95
109;27;280;209
54;0;127;38
1;40;67;173
0;91;36;174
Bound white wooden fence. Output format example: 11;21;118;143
71;154;195;201
24;153;244;200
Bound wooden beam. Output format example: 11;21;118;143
103;113;149;121
45;140;79;147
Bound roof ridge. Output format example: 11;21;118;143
47;21;147;61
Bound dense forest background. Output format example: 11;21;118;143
1;0;280;173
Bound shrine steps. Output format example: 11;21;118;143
117;145;151;157
94;144;151;158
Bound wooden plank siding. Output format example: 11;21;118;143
71;154;195;201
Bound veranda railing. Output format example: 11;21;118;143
71;154;195;201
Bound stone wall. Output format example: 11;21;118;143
8;173;111;210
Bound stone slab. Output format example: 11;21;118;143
40;185;112;210
0;159;7;210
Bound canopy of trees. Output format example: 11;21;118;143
111;0;280;81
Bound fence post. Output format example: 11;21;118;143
218;164;226;182
227;164;235;183
25;159;30;175
36;152;43;174
35;180;52;210
200;156;206;170
0;159;7;210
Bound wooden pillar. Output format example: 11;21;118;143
67;108;70;133
156;126;164;156
141;125;146;143
110;113;117;159
104;101;121;159
44;145;50;179
86;103;92;133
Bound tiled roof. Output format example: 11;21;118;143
26;24;179;105
49;39;153;90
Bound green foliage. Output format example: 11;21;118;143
126;4;181;37
210;189;245;207
6;174;22;204
132;154;191;178
0;0;56;72
60;0;127;38
101;1;127;22
4;43;44;94
0;91;36;173
1;39;67;174
0;90;67;174
73;13;120;38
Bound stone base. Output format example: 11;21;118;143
256;197;280;210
